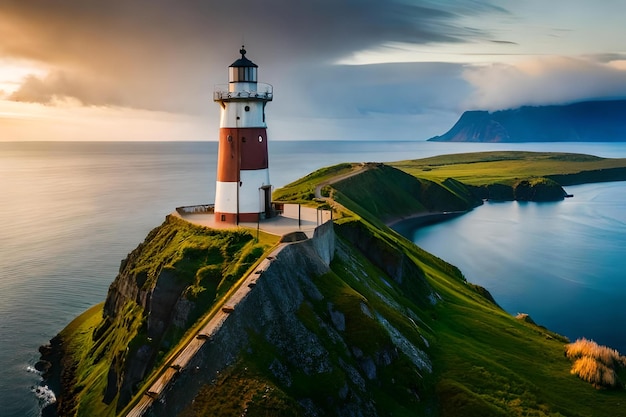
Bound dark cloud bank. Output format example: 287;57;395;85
1;1;497;114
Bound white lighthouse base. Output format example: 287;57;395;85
214;169;271;224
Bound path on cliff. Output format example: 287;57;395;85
314;162;373;200
124;165;370;416
124;244;286;417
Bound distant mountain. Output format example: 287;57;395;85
428;99;626;142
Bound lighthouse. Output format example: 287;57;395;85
213;46;273;224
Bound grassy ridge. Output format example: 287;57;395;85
330;164;479;225
272;163;354;203
271;152;626;415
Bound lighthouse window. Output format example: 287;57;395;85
227;135;233;142
258;135;263;142
242;137;246;143
244;105;250;112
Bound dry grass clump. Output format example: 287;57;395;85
565;338;626;389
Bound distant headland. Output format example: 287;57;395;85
428;99;626;143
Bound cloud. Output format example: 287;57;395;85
0;0;505;116
463;56;626;110
490;40;518;45
299;62;471;117
266;61;470;140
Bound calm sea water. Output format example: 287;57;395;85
1;140;626;417
408;182;626;351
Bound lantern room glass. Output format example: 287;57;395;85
229;66;257;83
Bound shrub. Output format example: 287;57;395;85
565;338;626;388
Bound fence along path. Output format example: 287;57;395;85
124;246;282;417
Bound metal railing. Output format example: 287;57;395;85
175;204;214;214
213;83;273;101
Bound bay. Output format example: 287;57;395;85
1;140;626;417
408;181;626;352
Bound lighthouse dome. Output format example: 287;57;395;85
229;46;258;83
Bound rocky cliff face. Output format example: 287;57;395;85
429;100;626;142
148;219;443;417
40;216;274;416
468;177;568;201
43;213;454;416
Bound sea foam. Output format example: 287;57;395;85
31;384;57;408
26;365;42;375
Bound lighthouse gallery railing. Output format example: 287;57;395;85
213;83;273;101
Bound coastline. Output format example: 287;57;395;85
387;211;467;237
34;181;626;416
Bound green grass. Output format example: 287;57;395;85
275;162;479;227
56;151;626;416
176;152;626;415
178;360;301;417
54;304;109;416
327;161;626;416
272;163;354;204
390;151;626;186
56;216;279;416
428;278;625;416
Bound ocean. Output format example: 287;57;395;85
1;140;626;417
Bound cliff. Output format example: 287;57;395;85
391;151;626;203
39;216;277;416
40;156;626;417
41;214;447;416
428;99;626;142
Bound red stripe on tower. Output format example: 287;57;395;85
213;46;273;224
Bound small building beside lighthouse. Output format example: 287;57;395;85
213;46;273;224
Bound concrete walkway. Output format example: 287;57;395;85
173;204;330;238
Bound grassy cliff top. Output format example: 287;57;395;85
390;151;626;185
274;151;626;209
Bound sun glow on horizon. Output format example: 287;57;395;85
0;58;48;97
0;100;211;142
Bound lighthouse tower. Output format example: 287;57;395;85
213;46;273;224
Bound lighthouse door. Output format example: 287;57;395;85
261;185;272;219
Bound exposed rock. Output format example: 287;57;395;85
469;178;567;202
516;313;537;325
359;357;377;380
42;216;437;416
359;302;373;318
336;220;430;301
280;231;309;243
376;313;432;373
328;303;346;331
513;179;567;201
35;360;52;374
269;358;292;387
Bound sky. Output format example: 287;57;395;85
1;0;626;141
